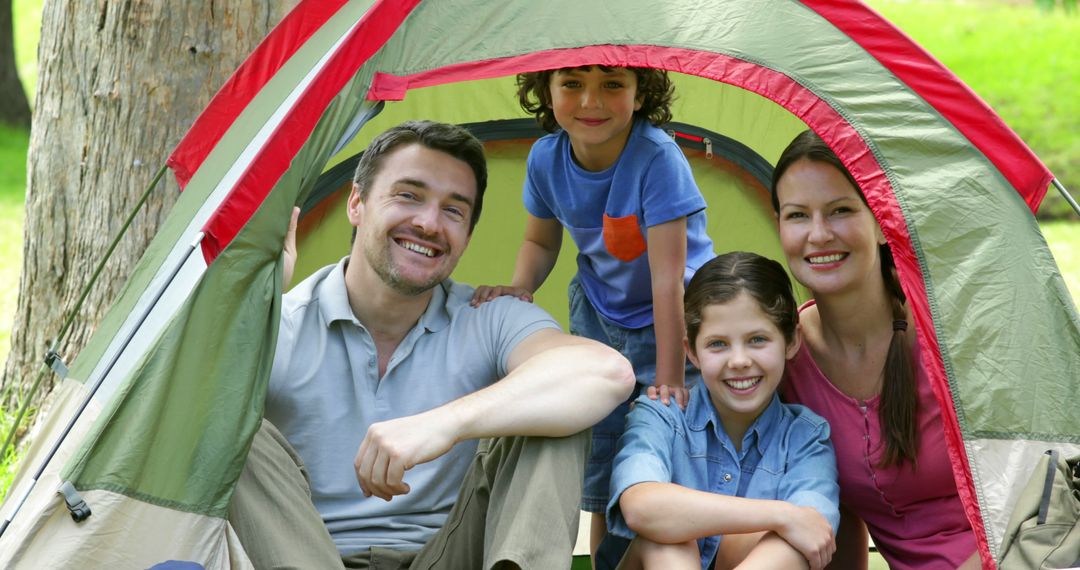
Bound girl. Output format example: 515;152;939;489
772;130;979;569
471;65;714;562
607;251;839;569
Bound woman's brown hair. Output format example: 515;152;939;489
771;130;918;468
516;65;674;133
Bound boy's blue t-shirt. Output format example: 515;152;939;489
607;386;840;569
522;118;714;328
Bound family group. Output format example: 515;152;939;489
229;64;979;570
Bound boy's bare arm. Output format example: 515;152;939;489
646;217;689;408
471;214;562;305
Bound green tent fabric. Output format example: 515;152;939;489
1;1;1076;567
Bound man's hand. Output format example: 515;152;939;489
646;382;690;410
469;285;533;307
283;206;299;289
354;411;458;501
775;504;836;570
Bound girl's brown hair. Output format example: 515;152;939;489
771;129;919;468
684;251;799;352
516;66;674;133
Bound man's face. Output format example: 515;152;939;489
348;143;477;296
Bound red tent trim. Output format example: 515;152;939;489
801;0;1052;214
167;0;354;189
193;0;423;262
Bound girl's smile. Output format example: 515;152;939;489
687;292;800;439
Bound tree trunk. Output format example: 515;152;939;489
0;0;31;128
2;0;297;416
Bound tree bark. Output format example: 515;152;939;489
0;0;31;127
2;0;297;415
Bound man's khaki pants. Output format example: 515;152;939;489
228;420;589;569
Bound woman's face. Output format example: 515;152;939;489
775;159;886;297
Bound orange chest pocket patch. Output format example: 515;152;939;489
602;213;647;262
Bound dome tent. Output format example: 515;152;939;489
2;0;1077;567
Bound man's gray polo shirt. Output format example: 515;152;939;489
265;260;560;555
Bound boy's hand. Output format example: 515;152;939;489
470;285;533;307
776;504;836;570
646;383;690;410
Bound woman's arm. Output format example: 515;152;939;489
646;217;689;408
825;505;868;570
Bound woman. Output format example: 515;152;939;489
771;130;979;569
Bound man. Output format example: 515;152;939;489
229;120;635;569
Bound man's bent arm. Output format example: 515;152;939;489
356;329;634;500
462;329;634;437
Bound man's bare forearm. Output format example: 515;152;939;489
437;332;634;443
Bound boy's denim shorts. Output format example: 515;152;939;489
568;276;699;513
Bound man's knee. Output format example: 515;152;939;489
479;429;590;473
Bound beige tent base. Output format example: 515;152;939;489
0;379;254;569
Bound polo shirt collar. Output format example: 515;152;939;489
316;258;452;333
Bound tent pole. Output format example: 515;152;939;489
0;232;204;539
0;165;169;472
1052;178;1080;217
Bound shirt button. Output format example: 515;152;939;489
723;473;733;482
369;357;375;366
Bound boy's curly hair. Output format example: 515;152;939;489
516;66;675;133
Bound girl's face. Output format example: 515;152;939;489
775;159;886;297
687;292;799;434
548;66;642;169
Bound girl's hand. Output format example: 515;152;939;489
646;383;690;410
470;285;534;307
777;504;836;570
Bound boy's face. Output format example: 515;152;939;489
548;66;643;169
686;292;800;437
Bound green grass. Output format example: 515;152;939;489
1043;220;1080;302
868;0;1080;218
0;123;27;501
13;0;43;101
0;125;27;371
